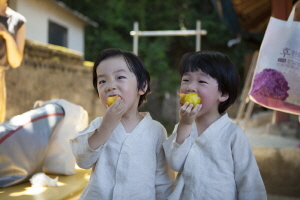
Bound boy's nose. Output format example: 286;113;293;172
106;82;116;92
187;83;197;93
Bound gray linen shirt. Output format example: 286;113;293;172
163;113;267;200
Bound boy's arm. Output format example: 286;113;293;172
88;97;125;149
176;103;201;144
176;123;193;144
163;103;201;172
163;127;192;172
70;98;126;168
155;127;175;200
232;128;267;200
70;118;105;169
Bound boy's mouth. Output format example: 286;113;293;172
108;94;121;98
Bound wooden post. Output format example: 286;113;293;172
133;22;139;55
235;51;259;129
196;20;201;51
130;20;207;55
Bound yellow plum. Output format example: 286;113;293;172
107;95;120;106
178;93;201;106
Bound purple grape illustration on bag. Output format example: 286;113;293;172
251;68;290;100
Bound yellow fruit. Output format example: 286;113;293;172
107;95;120;106
178;93;201;106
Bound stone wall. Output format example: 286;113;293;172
253;147;300;197
5;40;105;122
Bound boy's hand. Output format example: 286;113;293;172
179;102;202;125
103;97;126;126
176;102;202;145
88;97;126;150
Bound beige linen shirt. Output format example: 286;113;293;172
70;112;174;200
163;113;267;200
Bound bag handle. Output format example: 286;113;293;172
288;6;296;22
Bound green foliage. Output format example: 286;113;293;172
59;0;260;95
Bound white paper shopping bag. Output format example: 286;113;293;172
249;8;300;115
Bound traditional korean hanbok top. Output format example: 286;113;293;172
163;113;267;200
70;112;174;200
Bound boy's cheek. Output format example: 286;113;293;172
98;96;106;107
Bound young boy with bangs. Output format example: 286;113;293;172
163;50;267;200
70;48;174;200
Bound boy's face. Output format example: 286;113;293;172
180;69;227;116
96;56;144;109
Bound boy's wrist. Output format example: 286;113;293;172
176;122;192;145
179;118;194;126
178;122;192;129
101;117;119;132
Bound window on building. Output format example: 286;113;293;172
48;21;68;47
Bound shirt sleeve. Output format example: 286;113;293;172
155;125;175;200
163;125;193;172
232;127;267;200
69;118;105;169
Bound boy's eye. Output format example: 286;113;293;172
182;79;189;82
199;80;206;83
98;80;106;84
118;76;126;79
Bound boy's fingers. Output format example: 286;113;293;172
192;104;200;111
182;103;193;114
115;99;127;111
190;105;197;113
198;104;202;110
115;97;121;103
196;104;202;114
180;102;188;112
183;102;189;109
187;104;194;111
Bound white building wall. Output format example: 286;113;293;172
12;0;86;55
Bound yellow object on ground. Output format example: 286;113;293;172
0;168;91;200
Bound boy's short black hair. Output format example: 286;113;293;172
92;48;151;107
179;50;240;114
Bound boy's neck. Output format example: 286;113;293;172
121;109;144;133
195;112;222;136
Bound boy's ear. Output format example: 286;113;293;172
219;93;229;102
138;82;148;95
